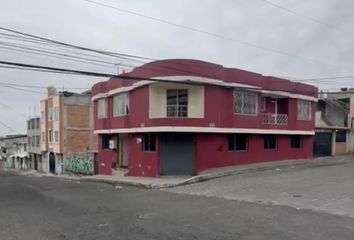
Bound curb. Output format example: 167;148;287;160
3;156;353;189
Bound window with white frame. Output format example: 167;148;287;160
234;90;258;115
48;108;53;121
113;93;129;117
53;107;59;121
97;98;107;119
166;89;188;117
297;100;311;120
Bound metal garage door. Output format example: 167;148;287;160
313;132;332;157
159;134;195;176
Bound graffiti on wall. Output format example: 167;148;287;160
64;153;95;175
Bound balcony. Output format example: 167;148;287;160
262;113;288;125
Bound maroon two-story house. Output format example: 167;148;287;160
92;59;317;177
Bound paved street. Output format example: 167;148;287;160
167;159;354;217
1;170;354;240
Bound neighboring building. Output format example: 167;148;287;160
27;117;42;171
92;59;317;177
0;134;28;169
315;89;354;156
40;87;97;174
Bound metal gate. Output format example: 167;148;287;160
313;132;332;157
159;134;195;176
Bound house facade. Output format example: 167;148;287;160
40;87;97;174
0;134;28;169
92;59;317;177
315;89;354;157
27;117;42;171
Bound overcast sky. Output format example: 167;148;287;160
1;0;354;135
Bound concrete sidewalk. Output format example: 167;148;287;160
4;155;353;189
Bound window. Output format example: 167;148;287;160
32;136;35;147
31;119;35;129
264;135;277;149
28;137;31;147
261;97;266;111
143;134;156;152
36;136;40;147
36;118;40;128
53;107;59;121
297;100;311;120
166;89;188;117
97;99;107;119
336;130;346;143
48;130;53;143
27;121;30;130
54;131;59;143
41;111;45;123
228;134;248;151
48;108;53;121
290;136;302;149
102;135;111;149
113;93;129;117
41;132;45;142
234;91;258;115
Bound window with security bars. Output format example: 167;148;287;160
297;100;311;120
166;89;188;117
234;91;257;115
113;93;129;117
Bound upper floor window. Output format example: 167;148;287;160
48;108;53;121
113;93;129;117
97;98;107;119
234;91;258;115
41;111;45;123
53;107;59;121
166;89;188;117
297;100;311;120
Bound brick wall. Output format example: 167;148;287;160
66;105;90;128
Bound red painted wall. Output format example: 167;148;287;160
96;134;117;175
127;133;159;177
195;134;314;173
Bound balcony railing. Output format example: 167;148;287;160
262;113;288;125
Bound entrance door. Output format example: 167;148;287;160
118;134;129;168
159;134;195;176
313;132;332;157
49;152;55;173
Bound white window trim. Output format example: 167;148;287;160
233;90;258;116
97;98;107;119
48;108;53;122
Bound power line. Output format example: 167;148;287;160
260;0;353;35
0;81;88;90
0;102;28;119
0;27;155;61
0;119;20;134
82;0;339;67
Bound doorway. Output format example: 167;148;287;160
49;152;55;173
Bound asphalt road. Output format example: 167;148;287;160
167;159;354;217
1;171;354;240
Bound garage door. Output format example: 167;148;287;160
313;132;332;157
159;134;195;176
